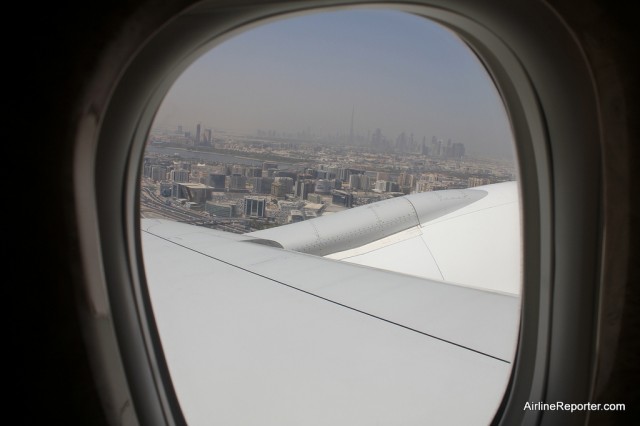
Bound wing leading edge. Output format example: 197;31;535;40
246;187;487;256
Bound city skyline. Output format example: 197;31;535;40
154;9;516;159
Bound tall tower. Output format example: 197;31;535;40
196;122;201;144
349;105;354;145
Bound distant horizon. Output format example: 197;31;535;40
147;129;517;168
154;9;516;160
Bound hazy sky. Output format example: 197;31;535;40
154;9;515;159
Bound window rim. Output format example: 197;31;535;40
76;1;601;425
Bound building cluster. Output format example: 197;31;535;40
149;123;214;147
142;142;514;228
150;123;469;160
141;124;516;229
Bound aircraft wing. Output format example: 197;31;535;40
249;181;521;294
140;182;520;425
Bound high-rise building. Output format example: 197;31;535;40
226;174;247;191
243;197;267;217
431;137;443;157
170;169;190;183
362;175;372;191
348;174;360;190
326;166;339;179
273;176;293;194
207;173;226;189
294;180;314;200
270;181;288;198
203;128;212;145
349;174;371;191
250;177;273;194
151;165;167;182
245;167;262;178
143;163;152;178
396;131;408;152
371;128;383;150
314;179;333;194
331;190;353;208
316;170;334;180
421;140;429;155
335;168;362;182
452;142;466;159
397;172;415;189
349;105;354;145
195;123;201;144
375;180;398;193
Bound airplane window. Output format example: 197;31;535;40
139;9;521;425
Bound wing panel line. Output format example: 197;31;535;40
143;230;510;364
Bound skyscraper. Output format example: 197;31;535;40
294;180;314;200
371;128;383;151
349;105;354;145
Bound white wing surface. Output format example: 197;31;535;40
326;181;521;294
141;183;520;425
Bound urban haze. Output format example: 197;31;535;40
142;10;518;233
154;10;515;160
